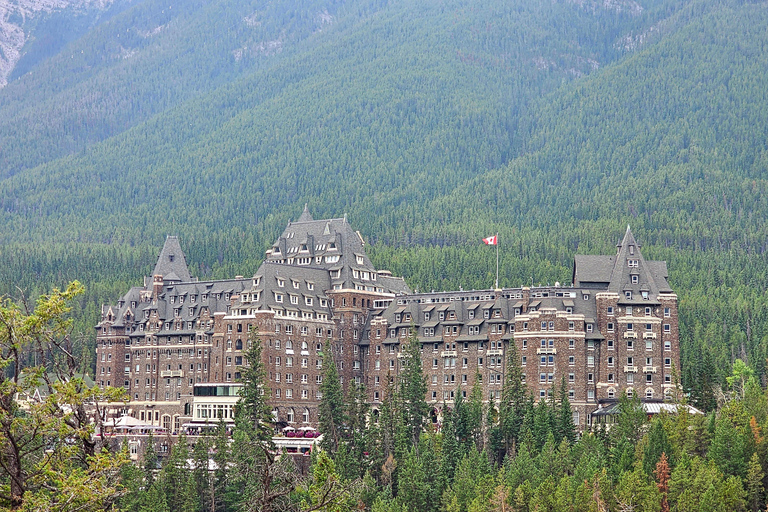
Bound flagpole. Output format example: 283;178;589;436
495;232;499;290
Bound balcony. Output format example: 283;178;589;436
624;331;637;339
441;351;458;358
160;370;184;378
487;349;504;356
642;332;657;340
643;366;658;374
536;348;557;355
624;366;638;373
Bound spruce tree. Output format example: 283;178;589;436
319;341;345;454
236;329;273;445
499;341;528;456
399;329;428;449
555;376;576;444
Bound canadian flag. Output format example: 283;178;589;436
483;235;498;245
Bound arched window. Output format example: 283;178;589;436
272;408;279;421
301;341;308;351
287;408;295;423
303;408;310;423
286;340;293;350
235;339;243;350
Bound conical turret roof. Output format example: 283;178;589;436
152;236;191;282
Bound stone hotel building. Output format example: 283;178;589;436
95;207;679;431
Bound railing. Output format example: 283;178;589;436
624;366;638;373
624;331;637;339
160;370;183;378
536;348;556;355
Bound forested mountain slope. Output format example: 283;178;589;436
1;0;766;402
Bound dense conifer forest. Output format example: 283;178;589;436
2;0;768;404
3;0;768;507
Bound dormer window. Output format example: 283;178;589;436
628;259;639;267
273;246;281;254
300;244;308;252
275;293;283;303
356;255;364;265
277;278;285;287
642;291;649;300
328;242;336;250
629;245;634;255
587;324;593;332
424;312;430;321
307;282;314;290
396;314;402;323
439;312;445;321
292;280;299;289
625;291;632;300
631;275;638;284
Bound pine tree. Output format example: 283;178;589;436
319;341;345;454
399;329;428;449
236;329;273;445
643;419;673;476
499;341;528;456
746;452;764;512
654;452;671;512
230;328;297;512
555;376;576;444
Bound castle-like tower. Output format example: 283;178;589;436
95;211;678;432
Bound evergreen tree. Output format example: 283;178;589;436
555;376;576;444
399;329;428;449
643;419;673;477
441;403;461;486
319;341;345;454
499;342;528;456
236;329;273;445
745;451;764;512
230;328;297;512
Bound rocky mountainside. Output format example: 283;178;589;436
0;0;116;87
1;0;768;390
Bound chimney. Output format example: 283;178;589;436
153;275;163;300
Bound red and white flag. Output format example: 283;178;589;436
483;235;498;245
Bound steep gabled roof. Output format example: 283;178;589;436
152;236;191;282
297;204;314;223
572;227;673;299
